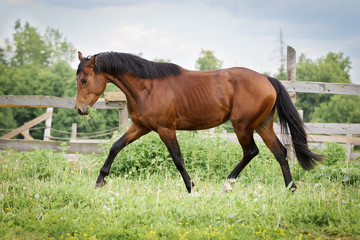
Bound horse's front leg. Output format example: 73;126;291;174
96;124;150;188
158;128;194;193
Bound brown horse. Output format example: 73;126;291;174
75;51;322;193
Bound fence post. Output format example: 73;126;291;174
286;46;297;162
346;133;353;162
43;108;53;141
119;104;130;129
71;123;77;142
287;46;297;103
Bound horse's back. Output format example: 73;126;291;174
168;68;276;130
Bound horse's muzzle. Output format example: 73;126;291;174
76;107;88;115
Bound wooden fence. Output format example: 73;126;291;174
0;46;359;159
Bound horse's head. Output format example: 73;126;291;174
75;51;107;115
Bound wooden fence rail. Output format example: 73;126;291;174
280;81;360;95
0;82;359;110
0;138;106;154
0;94;126;109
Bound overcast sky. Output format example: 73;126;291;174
1;0;359;83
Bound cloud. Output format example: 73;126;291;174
101;24;199;68
31;0;185;10
3;0;35;4
208;0;360;39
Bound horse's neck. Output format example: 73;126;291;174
107;74;149;109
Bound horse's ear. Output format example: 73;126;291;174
78;51;83;61
88;55;97;68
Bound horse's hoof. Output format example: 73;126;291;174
223;178;236;193
286;181;297;193
95;180;106;189
290;185;297;193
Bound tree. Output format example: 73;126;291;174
0;20;123;140
195;49;223;70
311;95;360;123
0;64;17;131
9;20;50;66
275;65;286;80
0;47;7;65
43;27;76;65
6;19;75;66
295;52;352;122
153;58;171;63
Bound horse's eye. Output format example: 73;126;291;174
81;79;88;84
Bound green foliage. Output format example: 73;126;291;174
275;65;286;80
0;61;77;139
296;52;352;122
0;47;7;65
11;20;50;66
99;131;360;187
321;142;347;166
0;20;119;140
103;131;243;180
293;142;360;185
6;19;75;66
152;58;171;63
1;138;359;239
311;95;360;123
195;49;223;70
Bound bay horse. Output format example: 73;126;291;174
75;51;322;193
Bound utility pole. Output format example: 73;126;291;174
280;28;285;71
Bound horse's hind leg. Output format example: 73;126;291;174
223;126;259;192
96;124;150;188
255;113;297;191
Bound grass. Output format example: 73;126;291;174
1;132;360;239
79;108;98;128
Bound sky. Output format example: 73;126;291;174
0;0;359;83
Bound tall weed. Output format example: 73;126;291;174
292;142;360;185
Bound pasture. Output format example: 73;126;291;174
1;131;359;239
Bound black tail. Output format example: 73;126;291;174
267;77;323;170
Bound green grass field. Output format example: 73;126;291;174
1;132;359;239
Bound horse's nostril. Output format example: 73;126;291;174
76;107;88;115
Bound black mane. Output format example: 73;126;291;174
77;52;182;79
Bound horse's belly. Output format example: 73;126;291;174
176;106;230;130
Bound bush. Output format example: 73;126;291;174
100;131;243;180
96;133;360;186
292;142;360;185
97;131;287;184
